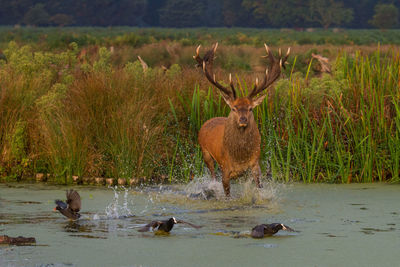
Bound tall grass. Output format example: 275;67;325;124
0;40;399;184
0;42;187;183
181;47;400;183
262;48;400;183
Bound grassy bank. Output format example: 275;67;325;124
2;27;400;51
0;38;399;184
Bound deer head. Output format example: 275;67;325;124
194;43;290;129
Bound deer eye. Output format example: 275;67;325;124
232;108;237;112
249;107;253;112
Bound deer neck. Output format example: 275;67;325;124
223;114;260;163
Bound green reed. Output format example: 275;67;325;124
265;48;400;183
184;47;399;183
1;40;399;184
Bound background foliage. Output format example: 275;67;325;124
0;0;399;29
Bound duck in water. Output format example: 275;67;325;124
138;217;202;234
251;223;294;238
54;189;81;220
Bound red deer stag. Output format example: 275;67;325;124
194;43;290;197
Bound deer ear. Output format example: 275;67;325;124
221;93;234;109
251;94;267;108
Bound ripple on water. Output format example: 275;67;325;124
246;243;278;248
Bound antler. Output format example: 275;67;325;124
248;44;290;99
193;43;236;100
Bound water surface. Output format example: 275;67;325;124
0;181;399;267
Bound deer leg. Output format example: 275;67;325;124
222;170;231;197
201;149;216;180
252;164;263;188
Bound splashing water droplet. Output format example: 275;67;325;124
238;178;284;205
185;174;286;205
185;175;225;200
93;186;134;220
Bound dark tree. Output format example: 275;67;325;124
50;14;74;26
158;0;206;27
0;0;399;28
23;3;51;26
0;0;34;25
223;0;252;27
72;0;147;26
369;3;399;30
307;0;353;28
143;0;166;26
343;0;376;28
204;0;223;27
242;0;308;27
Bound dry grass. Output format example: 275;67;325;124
1;41;399;184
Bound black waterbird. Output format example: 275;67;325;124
138;217;202;233
251;223;294;238
54;189;81;220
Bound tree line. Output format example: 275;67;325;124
0;0;398;29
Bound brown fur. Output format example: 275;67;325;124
223;115;260;167
198;98;262;196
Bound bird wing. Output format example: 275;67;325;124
66;190;81;212
55;200;80;219
176;220;202;229
55;200;68;210
137;221;162;232
251;225;266;238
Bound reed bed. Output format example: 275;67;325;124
0;41;399;184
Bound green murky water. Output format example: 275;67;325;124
0;180;399;267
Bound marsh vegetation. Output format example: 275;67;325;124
0;28;399;184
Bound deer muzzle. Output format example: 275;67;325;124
239;117;248;128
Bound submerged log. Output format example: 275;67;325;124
0;235;36;245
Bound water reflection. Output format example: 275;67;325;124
64;221;92;233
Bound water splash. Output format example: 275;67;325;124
185;175;225;200
93;186;133;220
238;178;284;205
184;174;285;205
